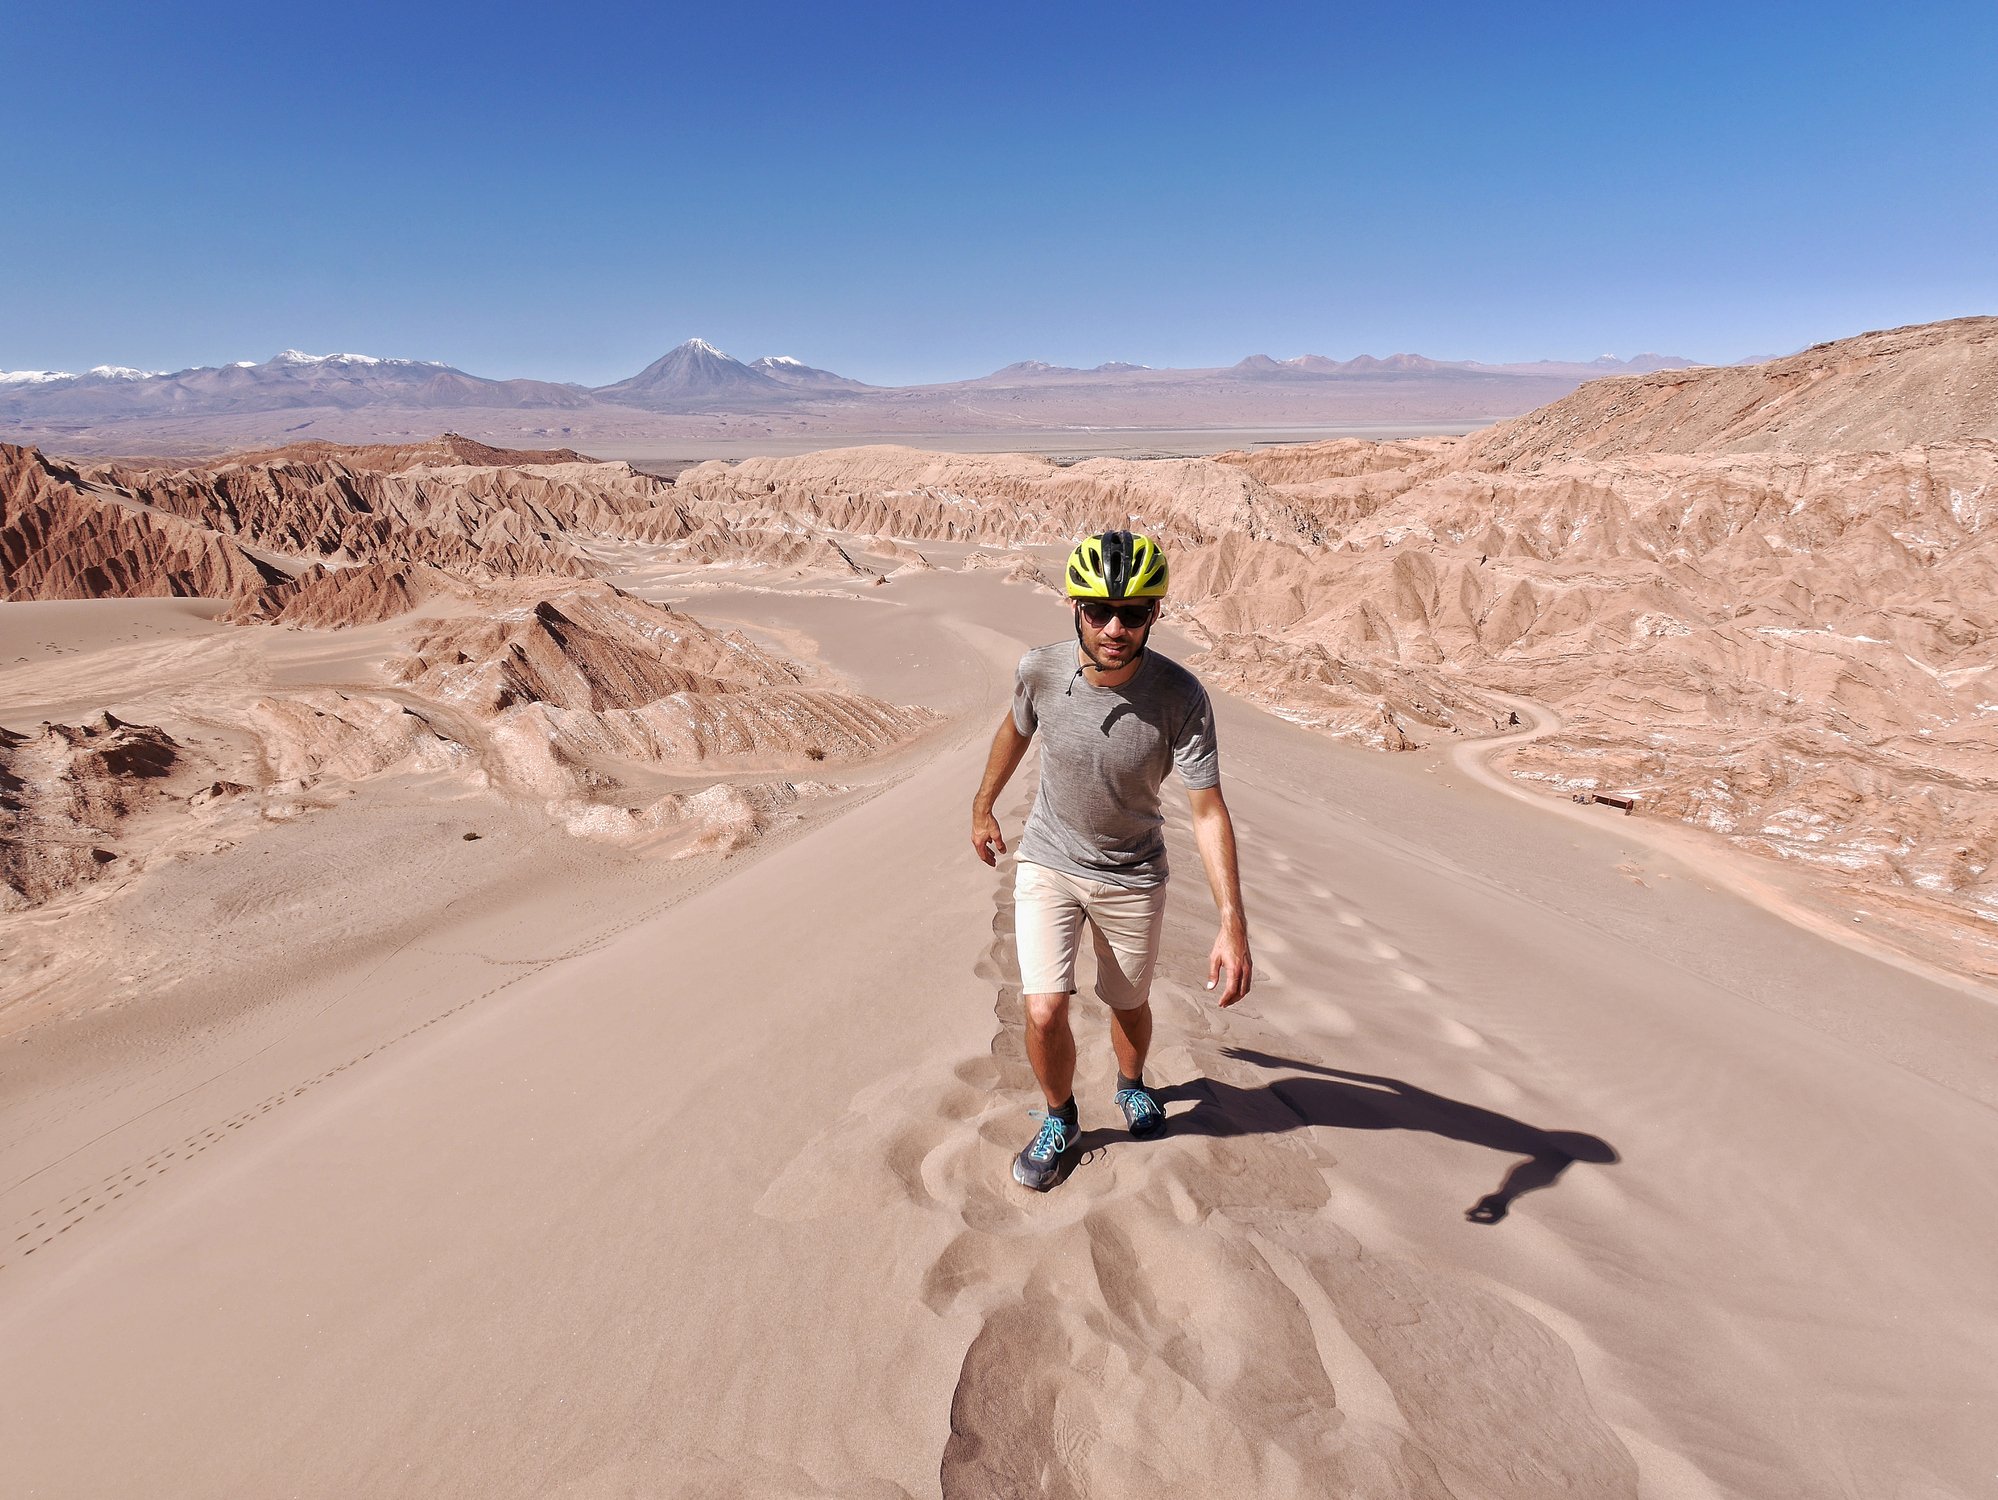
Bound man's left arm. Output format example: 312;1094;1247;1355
1186;784;1252;1006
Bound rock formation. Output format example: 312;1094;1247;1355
673;446;1332;550
1458;315;1997;466
0;713;184;908
0;439;940;919
2;444;281;600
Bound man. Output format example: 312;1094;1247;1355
971;530;1253;1191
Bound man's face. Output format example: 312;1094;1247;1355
1075;597;1156;669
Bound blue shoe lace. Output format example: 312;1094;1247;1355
1026;1114;1074;1163
1115;1088;1163;1130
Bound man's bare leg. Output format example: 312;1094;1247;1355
1107;999;1166;1135
1024;991;1076;1108
1109;1000;1153;1083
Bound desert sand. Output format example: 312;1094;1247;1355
4;319;1998;1498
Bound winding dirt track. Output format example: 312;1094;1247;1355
1452;691;1998;1011
3;568;1996;1499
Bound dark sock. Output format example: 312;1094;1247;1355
1117;1073;1145;1095
1052;1096;1078;1126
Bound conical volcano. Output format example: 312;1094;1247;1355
598;339;787;408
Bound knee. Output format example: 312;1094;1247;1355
1024;992;1070;1035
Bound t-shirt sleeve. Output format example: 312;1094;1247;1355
1172;682;1220;789
1011;657;1039;736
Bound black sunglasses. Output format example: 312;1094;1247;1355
1078;601;1157;628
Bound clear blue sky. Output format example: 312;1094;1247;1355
4;1;1992;385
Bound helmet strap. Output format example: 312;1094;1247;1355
1070;601;1146;691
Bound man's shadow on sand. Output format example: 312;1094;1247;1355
1138;1046;1619;1225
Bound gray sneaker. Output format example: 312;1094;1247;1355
1115;1086;1166;1138
1012;1113;1079;1191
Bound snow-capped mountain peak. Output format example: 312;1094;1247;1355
748;354;869;391
1;365;164;384
264;350;447;371
597;337;781;405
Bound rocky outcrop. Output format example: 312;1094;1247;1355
485;691;935;799
1459;316;1998;468
3;438;739;618
387;585;803;714
963;551;1056;590
0;713;184;907
0;437;943;922
669;527;877;577
673;446;1332;549
1;443;281;600
215;434;597;471
223;560;462;627
1206;436;1456;486
1189;632;1512;751
104;458;601;579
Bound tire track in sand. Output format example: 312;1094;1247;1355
0;768;919;1274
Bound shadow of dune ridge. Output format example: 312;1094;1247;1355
1153;1046;1619;1225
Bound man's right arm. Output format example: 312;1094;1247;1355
972;713;1033;866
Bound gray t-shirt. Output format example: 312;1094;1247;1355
1012;641;1220;888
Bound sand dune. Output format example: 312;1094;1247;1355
2;565;1993;1499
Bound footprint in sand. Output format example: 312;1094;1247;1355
1146;1163;1214;1227
1256;928;1292;981
1307;883;1333;901
1390;969;1432;993
1336;910;1365;929
1303;999;1359;1038
1433;1016;1485;1049
1367;938;1401;962
1461;1064;1523;1105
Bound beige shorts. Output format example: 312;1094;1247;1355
1014;860;1168;1012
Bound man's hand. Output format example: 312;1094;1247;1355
972;809;1007;866
1187;784;1252;1007
1206;922;1253;1007
972;715;1032;867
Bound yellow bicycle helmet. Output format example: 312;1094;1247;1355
1064;530;1168;600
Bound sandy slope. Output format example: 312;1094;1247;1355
2;567;1995;1499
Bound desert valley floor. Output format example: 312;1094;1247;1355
2;554;1995;1499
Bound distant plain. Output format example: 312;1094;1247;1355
605;421;1489;471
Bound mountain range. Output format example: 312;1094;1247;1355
0;338;1706;456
